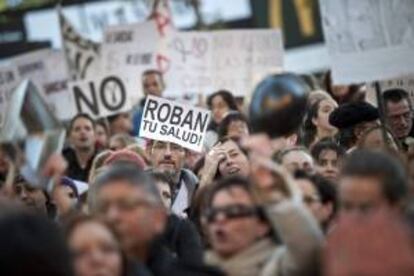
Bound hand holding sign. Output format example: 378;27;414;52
139;95;211;152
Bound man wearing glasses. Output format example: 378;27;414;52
204;175;323;276
147;140;199;217
93;164;223;276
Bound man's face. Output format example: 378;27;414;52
206;186;269;259
95;181;166;254
70;118;96;151
316;149;341;183
14;181;47;214
339;176;390;215
218;140;250;177
281;150;314;174
386;99;413;139
142;73;164;97
150;141;185;180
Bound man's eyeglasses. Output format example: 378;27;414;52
96;198;154;214
204;204;262;223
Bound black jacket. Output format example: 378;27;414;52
163;214;204;265
62;147;97;182
129;241;224;276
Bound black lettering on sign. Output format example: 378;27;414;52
18;61;44;77
73;82;99;116
144;99;158;120
0;71;15;86
100;76;126;111
106;31;133;43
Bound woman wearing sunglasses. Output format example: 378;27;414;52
203;169;323;276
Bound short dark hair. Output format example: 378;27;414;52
311;138;346;163
93;164;162;205
206;176;254;209
143;69;163;78
383;89;410;105
0;210;73;276
217;112;250;139
68;113;95;134
341;150;408;205
207;90;238;111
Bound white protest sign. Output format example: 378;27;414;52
367;76;414;107
0;49;73;121
68;73;137;119
139;95;211;152
0;65;20;127
102;21;159;72
320;0;414;85
59;10;101;80
163;29;284;97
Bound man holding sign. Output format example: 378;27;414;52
141;95;211;216
132;70;166;136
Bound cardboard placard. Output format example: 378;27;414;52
139;95;210;152
320;0;414;84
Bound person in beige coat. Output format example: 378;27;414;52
203;162;323;276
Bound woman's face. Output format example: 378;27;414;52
227;120;249;139
95;125;109;148
218;140;250;177
211;95;230;124
69;221;122;276
312;99;338;133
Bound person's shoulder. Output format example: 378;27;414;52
180;169;199;186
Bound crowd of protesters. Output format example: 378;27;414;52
1;68;414;276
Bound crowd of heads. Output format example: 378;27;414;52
1;69;414;276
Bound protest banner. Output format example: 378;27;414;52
0;49;72;121
102;21;158;73
163;29;284;97
320;0;414;84
0;65;20;127
59;9;101;80
366;76;414;108
68;73;137;119
139;95;211;152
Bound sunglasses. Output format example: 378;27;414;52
204;204;262;223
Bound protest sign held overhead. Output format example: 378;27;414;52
139;95;210;152
163;29;284;97
366;75;414;108
59;9;101;80
102;21;159;73
0;49;71;121
320;0;414;84
68;73;136;119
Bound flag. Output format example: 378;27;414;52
58;8;101;80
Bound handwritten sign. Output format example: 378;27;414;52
163;29;284;97
320;0;414;84
68;74;136;119
139;95;210;152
